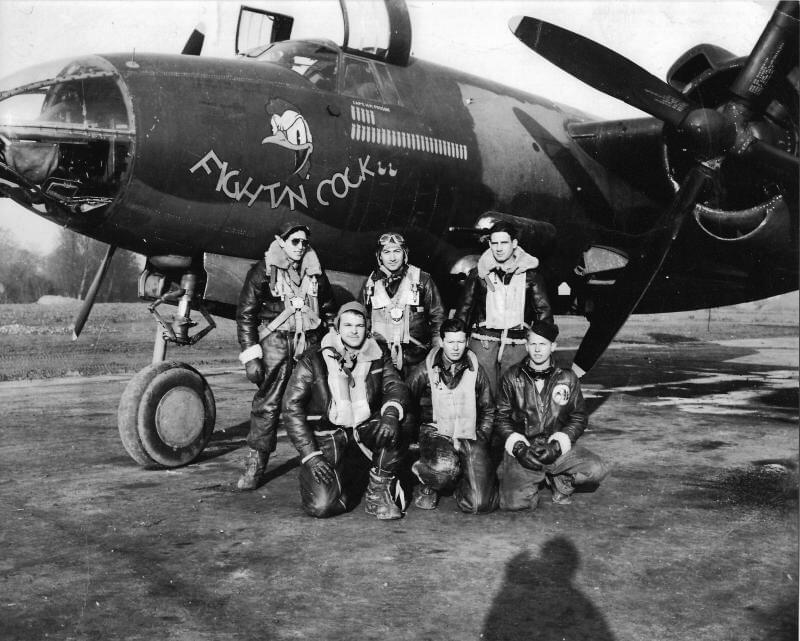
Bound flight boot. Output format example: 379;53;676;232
236;447;269;490
364;468;403;520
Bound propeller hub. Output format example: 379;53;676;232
678;108;735;159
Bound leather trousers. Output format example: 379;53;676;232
299;418;410;518
414;425;499;514
247;329;320;452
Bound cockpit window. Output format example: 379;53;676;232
244;40;338;92
341;58;381;102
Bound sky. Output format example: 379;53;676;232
0;0;775;254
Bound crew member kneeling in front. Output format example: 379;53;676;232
405;318;499;513
281;302;410;520
495;321;608;510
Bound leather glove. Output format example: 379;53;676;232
475;430;489;444
244;358;265;386
532;440;562;464
512;441;543;471
305;454;335;485
375;407;400;449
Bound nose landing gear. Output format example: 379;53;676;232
117;266;218;468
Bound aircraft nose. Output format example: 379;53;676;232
0;55;133;223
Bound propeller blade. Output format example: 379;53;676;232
745;139;800;185
571;167;713;377
509;16;694;127
71;244;116;341
730;1;799;111
181;22;206;56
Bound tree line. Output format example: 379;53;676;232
0;229;142;303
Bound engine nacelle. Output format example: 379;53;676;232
664;45;798;250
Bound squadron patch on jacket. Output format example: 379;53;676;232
552;383;570;406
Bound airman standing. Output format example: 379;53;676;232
360;232;446;375
235;222;336;490
455;220;553;395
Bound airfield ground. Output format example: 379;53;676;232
0;300;797;640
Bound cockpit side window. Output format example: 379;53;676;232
341;57;381;102
373;64;402;107
245;41;338;92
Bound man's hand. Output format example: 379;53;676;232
532;440;561;464
375;408;400;449
305;454;335;485
244;358;265;386
512;441;543;471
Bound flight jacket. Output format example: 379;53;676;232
494;362;586;456
359;265;446;366
455;262;553;337
236;255;336;352
281;337;409;460
405;347;495;440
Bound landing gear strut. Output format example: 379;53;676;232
118;267;218;468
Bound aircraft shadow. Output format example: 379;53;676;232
482;537;615;641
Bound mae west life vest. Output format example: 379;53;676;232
367;265;421;368
425;348;478;441
321;330;380;428
258;247;323;355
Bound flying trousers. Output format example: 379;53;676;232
236;246;336;453
495;362;609;510
282;334;410;517
405;347;498;513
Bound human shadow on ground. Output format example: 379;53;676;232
482;537;615;641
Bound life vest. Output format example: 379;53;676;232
425;348;478;441
367;265;421;368
483;270;526;329
258;244;323;355
475;247;539;330
321;330;381;428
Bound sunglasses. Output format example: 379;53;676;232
289;238;309;247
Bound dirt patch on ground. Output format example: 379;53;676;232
0;302;797;640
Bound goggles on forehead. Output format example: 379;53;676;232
378;233;406;246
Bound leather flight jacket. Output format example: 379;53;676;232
455;266;553;332
236;260;336;352
405;348;495;441
360;265;446;367
494;362;586;446
281;339;410;460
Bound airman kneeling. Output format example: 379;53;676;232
281;302;410;520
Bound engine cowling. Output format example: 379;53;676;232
663;44;798;251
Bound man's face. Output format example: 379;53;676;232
489;232;517;263
338;312;367;349
379;245;405;272
526;333;555;367
279;230;309;263
441;331;467;362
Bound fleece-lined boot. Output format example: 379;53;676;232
364;468;403;520
236;448;269;490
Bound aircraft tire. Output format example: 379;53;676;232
117;361;216;468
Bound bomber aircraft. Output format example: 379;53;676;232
0;0;796;468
